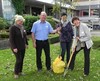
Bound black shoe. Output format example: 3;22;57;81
48;68;52;71
47;68;53;72
47;68;51;70
68;67;73;71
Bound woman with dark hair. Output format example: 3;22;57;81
57;12;74;63
69;16;93;76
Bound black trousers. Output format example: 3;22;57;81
60;41;72;63
69;45;91;75
14;49;25;75
36;40;51;70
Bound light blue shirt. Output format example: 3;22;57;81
31;20;53;40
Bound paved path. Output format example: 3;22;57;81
91;30;100;36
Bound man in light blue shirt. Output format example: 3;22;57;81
31;20;53;40
31;11;59;71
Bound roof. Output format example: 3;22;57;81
37;0;53;4
25;0;71;8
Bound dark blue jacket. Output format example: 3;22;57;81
60;22;74;42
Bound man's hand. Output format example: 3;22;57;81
57;31;61;35
56;27;61;31
33;42;36;48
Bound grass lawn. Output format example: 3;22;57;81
0;36;100;81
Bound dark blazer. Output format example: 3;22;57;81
9;25;28;51
60;22;74;42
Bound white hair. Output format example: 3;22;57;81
14;15;25;22
40;11;47;16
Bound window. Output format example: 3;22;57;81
91;9;100;16
2;0;15;20
79;9;89;17
73;0;89;2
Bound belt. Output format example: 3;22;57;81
36;39;48;42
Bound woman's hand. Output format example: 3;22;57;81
76;37;80;41
13;48;18;53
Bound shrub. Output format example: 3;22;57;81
47;16;56;29
0;33;9;38
0;17;10;30
47;16;53;19
24;15;39;34
49;34;59;44
0;30;9;39
49;36;59;44
47;18;56;29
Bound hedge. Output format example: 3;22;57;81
0;33;9;38
0;34;59;50
48;34;59;44
24;15;39;34
49;36;59;44
0;17;10;30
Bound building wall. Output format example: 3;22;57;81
2;0;15;21
24;0;72;19
25;0;54;16
1;0;71;21
74;0;100;17
73;0;100;30
0;0;3;17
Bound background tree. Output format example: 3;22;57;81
52;0;78;19
52;0;61;19
11;0;25;15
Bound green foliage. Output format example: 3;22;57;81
11;0;25;15
0;30;9;39
24;15;39;34
0;33;9;38
47;16;53;19
52;0;78;16
52;2;60;14
49;34;59;44
0;17;10;30
46;18;56;29
46;16;56;29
